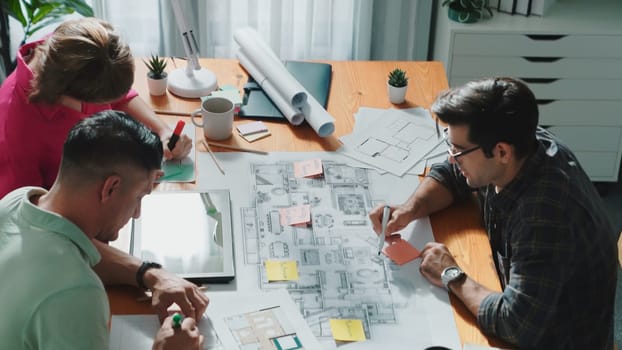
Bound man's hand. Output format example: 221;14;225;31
368;203;415;237
144;268;209;322
153;314;204;350
419;242;459;289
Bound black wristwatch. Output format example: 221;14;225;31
136;261;162;290
441;266;466;291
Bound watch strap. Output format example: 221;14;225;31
136;261;162;290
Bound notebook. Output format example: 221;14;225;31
239;60;332;120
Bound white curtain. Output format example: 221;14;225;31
91;0;431;61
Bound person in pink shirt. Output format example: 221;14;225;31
0;17;192;198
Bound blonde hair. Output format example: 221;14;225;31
29;17;134;104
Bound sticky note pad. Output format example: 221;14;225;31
237;121;268;135
293;158;323;178
265;260;299;281
383;239;421;265
279;205;311;226
240;130;271;143
202;90;243;107
329;319;366;342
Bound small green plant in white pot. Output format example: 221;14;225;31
144;54;168;96
387;68;408;104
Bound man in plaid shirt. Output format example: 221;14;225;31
370;77;618;349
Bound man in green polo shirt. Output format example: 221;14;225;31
0;110;205;349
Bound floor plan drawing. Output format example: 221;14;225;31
242;160;401;343
224;306;303;350
338;108;442;176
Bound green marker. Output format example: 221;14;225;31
172;313;183;329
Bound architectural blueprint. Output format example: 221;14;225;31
338;107;444;176
238;157;460;349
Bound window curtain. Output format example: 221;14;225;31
91;0;431;61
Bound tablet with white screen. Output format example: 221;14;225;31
130;190;235;283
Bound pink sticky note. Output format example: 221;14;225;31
279;205;311;226
293;158;323;178
383;239;421;265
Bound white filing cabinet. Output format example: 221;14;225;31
431;0;622;182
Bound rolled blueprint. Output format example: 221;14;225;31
234;27;336;137
299;96;335;138
234;27;307;107
237;50;305;126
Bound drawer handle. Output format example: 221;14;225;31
522;56;563;63
537;99;557;105
525;34;566;41
520;78;558;84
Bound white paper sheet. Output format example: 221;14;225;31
338;107;442;176
208;289;323;349
234;27;336;137
190;151;461;349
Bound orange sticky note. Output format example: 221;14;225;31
383;239;421;265
279;205;311;226
293;158;323;178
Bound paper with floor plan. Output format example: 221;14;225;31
194;151;461;349
339;107;444;176
117;151;460;349
208;289;322;349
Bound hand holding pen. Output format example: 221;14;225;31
376;205;391;255
154;312;204;350
164;120;192;160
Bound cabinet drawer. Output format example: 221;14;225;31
539;100;622;126
449;78;622;100
452;33;622;59
547;126;621;152
450;56;622;79
573;151;621;181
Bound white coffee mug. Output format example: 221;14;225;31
191;97;234;141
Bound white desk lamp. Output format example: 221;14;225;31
167;0;218;98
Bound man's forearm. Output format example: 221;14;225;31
92;239;141;286
403;176;454;219
449;276;497;317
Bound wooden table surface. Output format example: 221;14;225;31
108;58;508;348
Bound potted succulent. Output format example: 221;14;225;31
387;68;408;104
144;54;168;96
442;0;493;23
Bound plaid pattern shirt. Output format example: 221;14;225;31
428;128;618;349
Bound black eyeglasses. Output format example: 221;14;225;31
442;128;481;160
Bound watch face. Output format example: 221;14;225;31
446;267;460;278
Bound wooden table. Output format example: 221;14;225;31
109;58;508;348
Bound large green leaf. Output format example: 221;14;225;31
4;0;27;27
30;3;58;24
61;0;93;17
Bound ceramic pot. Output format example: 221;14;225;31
147;73;168;96
387;83;407;104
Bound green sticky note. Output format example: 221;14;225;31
159;159;195;182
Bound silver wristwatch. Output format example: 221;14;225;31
441;266;466;291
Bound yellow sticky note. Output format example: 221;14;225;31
329;319;366;342
265;260;299;281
